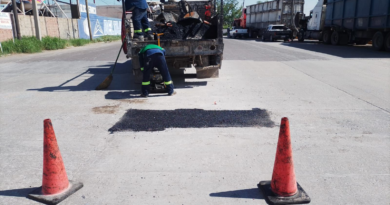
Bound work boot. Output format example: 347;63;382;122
168;91;176;96
146;33;154;40
133;33;144;42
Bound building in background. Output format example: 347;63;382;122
96;5;122;19
78;0;121;39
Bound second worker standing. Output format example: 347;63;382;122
124;0;153;41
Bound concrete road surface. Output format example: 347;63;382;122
0;39;389;205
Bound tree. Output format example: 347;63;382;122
217;0;243;27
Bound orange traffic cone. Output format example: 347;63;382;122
28;119;83;205
258;117;310;205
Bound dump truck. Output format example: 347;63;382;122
296;0;390;51
121;0;224;82
245;0;305;38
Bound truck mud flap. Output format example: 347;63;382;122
196;65;219;78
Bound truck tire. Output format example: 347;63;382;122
331;31;340;45
373;31;385;51
323;31;331;44
261;35;266;41
385;33;390;52
121;14;128;54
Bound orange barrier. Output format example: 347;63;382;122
28;119;83;205
271;117;297;196
42;119;70;194
258;117;310;204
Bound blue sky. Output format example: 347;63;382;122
95;0;318;15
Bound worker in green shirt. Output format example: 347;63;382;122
138;44;175;97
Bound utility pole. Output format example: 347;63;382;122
32;0;41;40
11;0;21;39
85;0;93;40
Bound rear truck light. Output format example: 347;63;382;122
236;30;238;33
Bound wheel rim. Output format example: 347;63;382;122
332;33;339;43
375;35;383;47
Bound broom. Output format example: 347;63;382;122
95;0;127;90
95;38;125;90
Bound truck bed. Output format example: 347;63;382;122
325;0;390;30
127;39;223;58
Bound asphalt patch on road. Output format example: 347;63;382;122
92;105;119;114
109;108;275;132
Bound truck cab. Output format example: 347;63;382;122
297;0;328;42
307;0;326;31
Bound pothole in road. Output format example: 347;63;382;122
109;108;275;132
117;99;147;104
92;105;119;114
93;100;146;114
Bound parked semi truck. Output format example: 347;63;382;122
296;0;390;51
121;0;224;81
245;0;305;38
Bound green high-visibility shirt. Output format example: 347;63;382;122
138;44;165;70
139;44;164;54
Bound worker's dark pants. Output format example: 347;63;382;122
142;53;174;95
132;7;151;36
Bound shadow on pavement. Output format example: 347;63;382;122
27;60;134;92
281;41;390;58
27;60;208;93
209;188;265;199
104;73;208;99
0;187;39;197
109;108;275;132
